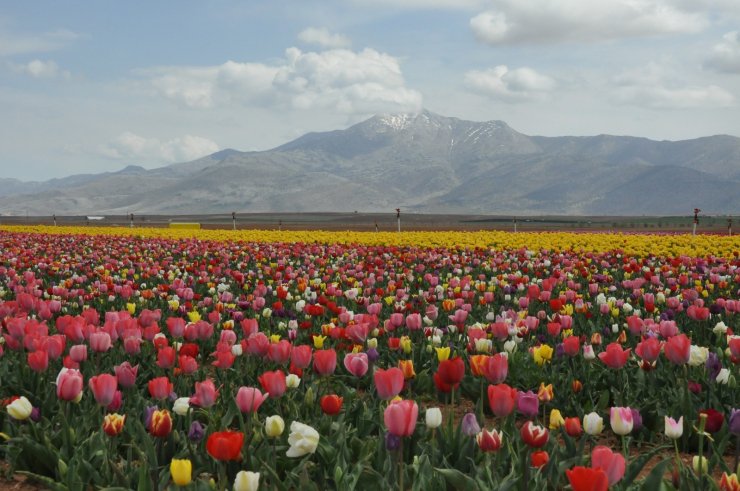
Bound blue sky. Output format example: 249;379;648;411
1;0;739;180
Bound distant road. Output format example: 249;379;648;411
1;212;736;234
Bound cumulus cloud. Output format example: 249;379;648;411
145;47;422;114
613;63;734;109
464;65;555;102
705;31;740;74
298;27;351;48
10;59;69;78
0;28;80;56
470;0;708;45
98;132;219;163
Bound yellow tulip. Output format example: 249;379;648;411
170;459;192;486
435;346;451;362
313;335;326;349
187;311;201;323
533;345;554;366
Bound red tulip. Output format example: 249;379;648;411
481;353;508;384
476;428;503;452
28;350;49;372
206;430;244;461
384;399;418;437
520;421;549;448
433;357;465;393
698;408;724;433
566;466;609;491
591;445;625;485
258;370;286;398
290;345;312;369
687;305;709;321
487;384;517;418
664;334;691;365
156;346;176;369
635;337;661;363
148;409;172;438
320;394;343;416
597;343;630;369
729;337;740;360
530;450;549;468
148;376;173;400
564;417;583;437
88;373;118;406
562;336;581;357
102;413;126;437
313;349;337;376
374;367;404;400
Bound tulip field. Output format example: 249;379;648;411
1;225;740;491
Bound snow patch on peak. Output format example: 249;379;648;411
377;113;415;131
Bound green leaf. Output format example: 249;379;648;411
622;445;669;486
434;467;480;490
137;462;153;491
639;458;671;490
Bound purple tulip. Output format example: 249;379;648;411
517;391;539;419
188;420;205;441
385;432;401;450
729;409;740;436
705;352;721;382
461;413;481;436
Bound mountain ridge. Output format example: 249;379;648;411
1;109;739;216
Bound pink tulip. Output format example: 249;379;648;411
591;446;626;485
268;340;292;364
190;379;219;408
166;317;186;337
235;387;268;413
89;331;112;353
384;399;418;437
597;343;630;369
374;367;404;400
114;362;138;389
56;368;84;401
635;337;662;363
405;313;422;331
89;374;118;406
69;344;88;363
343;352;369;377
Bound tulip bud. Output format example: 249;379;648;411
692;456;708;475
265;415;285;438
286;374;301;389
304;386;315;406
425;408;442;429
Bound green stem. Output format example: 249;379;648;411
397;445;404;491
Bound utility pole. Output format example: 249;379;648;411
513;217;517;233
692;208;700;236
279;220;282;231
232;211;236;231
729;218;733;236
53;214;57;226
396;208;401;233
130;213;134;229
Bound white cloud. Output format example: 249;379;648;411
0;28;80;56
298;27;351;48
10;59;69;78
705;31;740;74
470;0;708;45
613;63;734;109
98;132;219;163
464;65;555;102
146;47;422;114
